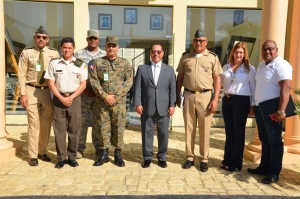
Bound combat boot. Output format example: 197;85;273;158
93;148;109;166
114;148;125;167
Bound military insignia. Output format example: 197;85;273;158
74;58;83;67
77;74;81;79
89;64;95;71
20;52;24;57
84;64;87;68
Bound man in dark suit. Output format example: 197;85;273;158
134;43;176;168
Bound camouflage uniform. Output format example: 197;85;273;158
89;56;133;148
74;47;106;152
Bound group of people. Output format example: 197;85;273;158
18;25;292;185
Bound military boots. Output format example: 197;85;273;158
114;148;125;167
93;148;109;166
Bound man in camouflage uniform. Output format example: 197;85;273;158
89;36;133;167
74;30;106;159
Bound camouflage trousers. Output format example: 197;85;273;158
78;94;101;152
92;100;126;149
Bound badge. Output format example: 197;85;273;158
89;64;95;71
104;72;109;81
77;74;81;79
36;64;41;72
205;67;208;72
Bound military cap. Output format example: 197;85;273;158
87;30;100;39
35;25;48;34
194;28;206;38
106;36;118;45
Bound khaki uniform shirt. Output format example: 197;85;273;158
89;56;133;103
44;56;88;93
176;49;223;90
18;46;60;95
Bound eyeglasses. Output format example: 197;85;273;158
35;35;48;40
193;39;207;43
107;44;117;48
262;47;276;52
88;37;98;40
151;50;163;55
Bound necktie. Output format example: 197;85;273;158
154;64;159;86
37;50;45;84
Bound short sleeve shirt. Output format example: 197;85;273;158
255;56;292;105
44;56;88;93
176;49;223;90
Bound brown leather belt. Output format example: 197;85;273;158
60;92;74;97
26;83;48;89
184;88;211;94
225;93;244;98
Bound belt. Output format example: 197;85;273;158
184;88;211;94
60;92;75;97
224;93;244;98
26;83;48;89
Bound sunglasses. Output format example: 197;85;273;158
261;47;276;52
35;35;48;40
88;37;98;40
193;39;207;43
151;50;163;55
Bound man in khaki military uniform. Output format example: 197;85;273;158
75;30;106;159
176;29;223;172
89;36;133;167
44;38;87;168
18;26;60;166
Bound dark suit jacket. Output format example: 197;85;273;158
134;62;176;116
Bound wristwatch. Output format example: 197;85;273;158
277;110;285;115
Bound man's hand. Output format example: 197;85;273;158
176;98;181;108
168;106;175;116
136;105;143;114
248;106;254;117
105;95;117;106
269;111;286;122
208;99;218;114
20;95;28;108
60;97;72;107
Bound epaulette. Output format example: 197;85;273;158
182;51;190;56
24;47;33;50
74;58;84;67
48;47;58;51
50;57;60;62
209;51;217;57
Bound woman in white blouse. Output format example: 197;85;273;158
220;42;256;171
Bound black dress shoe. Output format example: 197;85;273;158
261;175;279;184
68;159;79;167
200;162;208;172
38;154;51;162
55;160;67;168
247;167;268;175
141;160;152;168
182;160;194;169
225;166;241;172
28;158;38;166
158;161;167;168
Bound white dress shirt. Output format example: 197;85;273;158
221;63;256;105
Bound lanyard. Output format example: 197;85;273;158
227;64;242;84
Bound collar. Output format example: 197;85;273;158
151;61;162;67
58;56;76;63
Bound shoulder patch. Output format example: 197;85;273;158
50;57;59;62
74;58;84;67
209;51;217;57
48;47;58;51
182;51;190;56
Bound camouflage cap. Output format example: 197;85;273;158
194;28;206;38
106;36;118;45
87;30;100;39
35;25;48;34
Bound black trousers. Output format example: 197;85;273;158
141;110;169;161
53;95;81;161
221;95;250;168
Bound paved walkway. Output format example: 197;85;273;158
1;126;300;197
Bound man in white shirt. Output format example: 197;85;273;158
247;40;292;184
